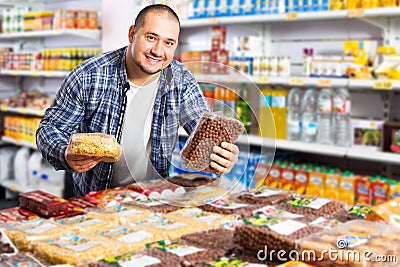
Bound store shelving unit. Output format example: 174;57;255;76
0;69;68;78
0;28;101;40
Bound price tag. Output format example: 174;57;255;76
286;12;298;21
32;70;40;76
207;18;219;25
317;78;332;87
348;9;365;18
15;139;21;146
290;77;304;86
44;71;52;77
10;185;17;192
19;108;27;114
11;70;18;76
256;76;270;84
373;80;393;90
0;105;8;111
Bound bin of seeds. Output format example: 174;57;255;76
180;112;244;174
296;220;400;267
70;133;122;162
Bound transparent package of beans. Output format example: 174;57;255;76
199;196;265;219
174;186;229;207
235;186;298;205
192;258;270;267
179;228;235;254
4;218;69;251
233;214;323;258
31;232;121;267
296;220;400;267
122;198;182;214
167;173;218;188
94;223;156;254
164;207;235;230
0;228;18;256
278;195;347;217
0;252;46;266
84;187;148;207
180;112;245;174
70;133;122;162
145;239;225;267
88;251;179;267
127;179;186;200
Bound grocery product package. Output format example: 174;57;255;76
296;220;400;267
235;186;298;205
0;228;18;255
167;173;218;188
70;133;122;162
122;198;182;214
179;228;235;254
86;204;153;224
84;187;148;207
180;112;245;174
89;251;179;267
55;213;118;233
18;190;69;218
127;179;186;200
0;207;39;223
145;239;225;267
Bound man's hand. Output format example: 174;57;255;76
64;142;103;173
210;142;239;175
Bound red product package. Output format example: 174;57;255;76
18;190;68;218
68;196;98;212
84;187;148;207
0;207;39;223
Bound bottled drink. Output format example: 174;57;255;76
287;87;302;141
316;88;333;145
301;88;318;143
333;88;351;147
236;83;252;133
271;87;287;140
258;86;274;138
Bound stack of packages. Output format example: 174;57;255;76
0;112;399;266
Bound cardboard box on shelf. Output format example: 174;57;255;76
350;118;384;151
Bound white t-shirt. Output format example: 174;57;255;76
111;77;159;187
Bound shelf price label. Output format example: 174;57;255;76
0;105;8;111
256;76;270;84
348;9;365;18
317;78;332;87
286;12;298;21
207;18;219;25
32;70;40;76
289;77;304;86
373;80;393;90
19;108;27;114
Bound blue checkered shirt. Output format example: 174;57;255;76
36;47;211;196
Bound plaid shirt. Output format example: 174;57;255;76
36;47;210;196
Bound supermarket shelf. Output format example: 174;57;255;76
181;7;400;28
0;69;68;78
0;29;101;40
0;179;34;193
347;148;400;165
0;0;88;6
180;132;400;163
0;105;45;116
1;136;37;149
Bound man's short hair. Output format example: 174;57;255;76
135;4;180;30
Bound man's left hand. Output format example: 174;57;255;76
210;142;239;175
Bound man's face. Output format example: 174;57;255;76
129;12;179;75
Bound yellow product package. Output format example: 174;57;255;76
70;133;122;162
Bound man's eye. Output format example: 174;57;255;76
147;36;155;41
166;41;174;47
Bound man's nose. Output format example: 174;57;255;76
151;40;163;56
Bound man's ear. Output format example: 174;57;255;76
128;25;135;43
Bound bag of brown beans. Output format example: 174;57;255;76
180;112;245;174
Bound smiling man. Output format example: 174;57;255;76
36;4;240;196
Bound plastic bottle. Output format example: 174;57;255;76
333;88;351;147
271;87;287;140
258;86;275;139
286;87;302;141
236;83;251;133
316;87;333;145
301;88;318;143
28;151;44;189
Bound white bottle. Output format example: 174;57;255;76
301;88;318;143
27;151;44;189
333;88;351;147
316;88;333;145
287;87;302;141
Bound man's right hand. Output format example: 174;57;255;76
64;142;103;173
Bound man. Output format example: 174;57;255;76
36;4;239;196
